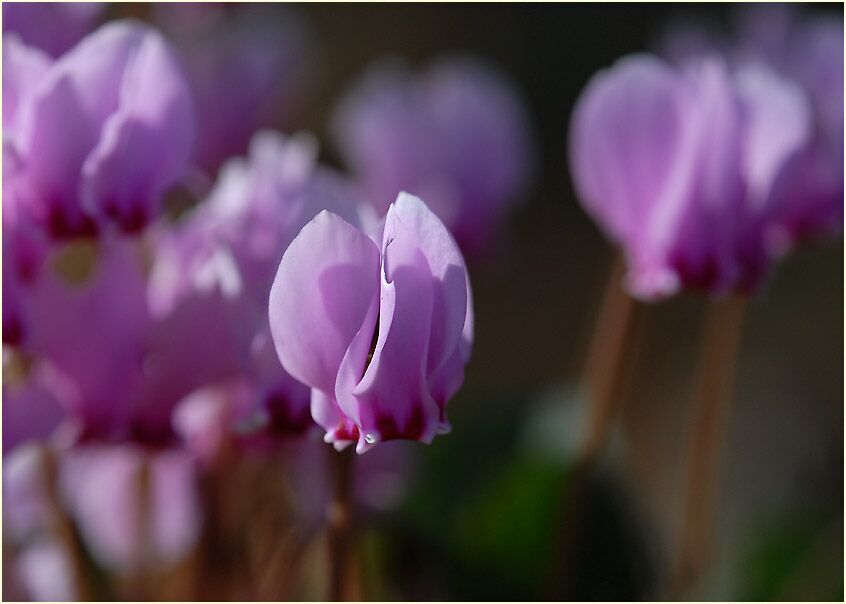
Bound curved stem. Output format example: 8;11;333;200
671;295;747;597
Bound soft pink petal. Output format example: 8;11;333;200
268;210;381;394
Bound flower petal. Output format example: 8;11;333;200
339;194;467;452
269;210;381;394
569;54;692;254
734;62;811;203
80;25;194;231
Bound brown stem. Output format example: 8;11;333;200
547;252;643;599
37;446;92;601
579;252;643;467
670;295;747;598
128;453;153;600
327;447;355;601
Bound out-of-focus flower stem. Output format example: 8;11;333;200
547;251;644;599
127;454;153;600
670;295;747;598
579;251;643;467
327;447;355;601
38;446;93;601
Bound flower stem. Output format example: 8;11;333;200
671;295;747;597
129;454;152;600
547;252;643;599
579;252;642;467
38;445;92;601
328;447;355;601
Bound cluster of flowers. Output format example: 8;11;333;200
570;5;843;300
2;4;534;599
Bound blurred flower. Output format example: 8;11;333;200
3;21;194;238
151;131;375;447
3;443;202;576
22;237;150;439
332;56;535;258
657;5;843;251
59;445;202;572
269;192;473;453
569;54;812;299
153;3;316;175
2;2;103;57
8;233;248;445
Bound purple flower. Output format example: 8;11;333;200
569;54;812;299
11;233;246;444
332;57;535;259
269;192;473;453
2;2;103;57
22;236;151;439
4;21;195;238
153;4;315;175
656;6;843;250
149;131;374;443
59;445;202;571
3;443;202;575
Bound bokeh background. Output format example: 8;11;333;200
4;2;843;601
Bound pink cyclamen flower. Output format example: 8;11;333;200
332;56;535;259
3;443;202;574
269;192;473;453
569;54;812;300
153;3;315;175
657;5;843;250
3;21;194;238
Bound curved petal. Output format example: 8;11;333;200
153;4;315;173
425;57;536;254
81;25;194;231
13;22;163;236
339;195;464;452
569;55;692;253
2;34;52;130
268;210;381;394
735;62;811;203
391;192;468;375
331;61;438;216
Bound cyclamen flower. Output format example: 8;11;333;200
153;3;315;175
657;5;843;250
150;131;375;443
10;234;246;445
269;193;473;453
569;54;812;299
332;57;535;258
3;443;202;576
4;21;194;238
